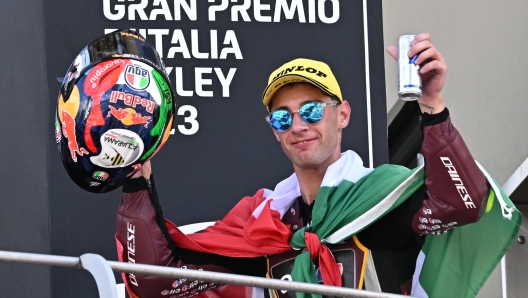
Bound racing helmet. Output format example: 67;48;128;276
56;29;175;193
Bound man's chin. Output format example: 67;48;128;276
291;154;322;169
288;149;339;170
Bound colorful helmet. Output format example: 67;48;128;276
56;29;175;193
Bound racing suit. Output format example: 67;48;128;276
116;108;489;297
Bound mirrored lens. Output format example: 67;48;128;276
300;102;324;124
269;110;292;132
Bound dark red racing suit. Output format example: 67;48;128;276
116;108;490;297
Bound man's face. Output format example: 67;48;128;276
269;83;351;171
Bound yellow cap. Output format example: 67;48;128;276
262;58;342;109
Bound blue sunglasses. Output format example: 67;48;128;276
265;101;340;132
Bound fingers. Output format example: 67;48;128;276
420;59;447;75
389;33;447;75
129;160;152;180
413;47;437;65
142;160;152;179
386;45;398;61
407;34;446;75
409;40;443;62
388;33;432;60
411;32;431;46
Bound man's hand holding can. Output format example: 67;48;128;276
388;33;447;115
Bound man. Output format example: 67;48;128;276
116;33;491;297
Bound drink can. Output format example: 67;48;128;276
398;35;422;101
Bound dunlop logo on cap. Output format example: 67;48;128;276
272;65;328;81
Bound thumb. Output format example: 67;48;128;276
387;46;398;61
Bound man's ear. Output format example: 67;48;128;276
338;100;351;129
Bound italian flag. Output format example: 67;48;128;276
125;65;149;89
166;151;520;298
411;163;521;298
126;73;148;89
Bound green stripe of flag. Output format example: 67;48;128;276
417;175;521;298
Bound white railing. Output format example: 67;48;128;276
0;250;411;298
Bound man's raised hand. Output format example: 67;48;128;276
387;33;447;114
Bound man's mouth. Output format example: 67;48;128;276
292;138;316;146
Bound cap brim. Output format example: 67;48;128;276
262;74;339;110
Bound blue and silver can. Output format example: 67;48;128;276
398;35;422;101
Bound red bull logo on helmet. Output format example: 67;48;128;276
107;106;152;128
125;64;150;90
109;91;155;113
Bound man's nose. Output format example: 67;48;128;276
290;112;308;133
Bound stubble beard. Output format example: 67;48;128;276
288;143;339;171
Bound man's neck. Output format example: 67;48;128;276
293;149;343;205
295;166;328;206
